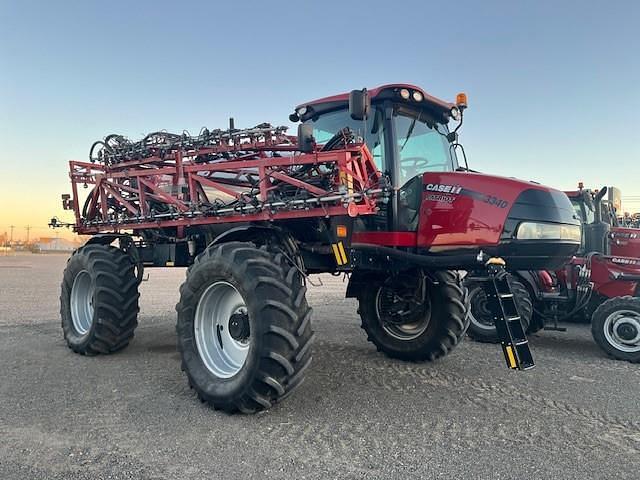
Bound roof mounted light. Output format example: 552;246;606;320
399;88;410;99
456;92;468;110
290;105;311;122
412;91;423;102
450;106;461;121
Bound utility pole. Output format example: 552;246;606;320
25;225;31;245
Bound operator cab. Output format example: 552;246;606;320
567;185;611;254
293;84;581;270
293;84;464;231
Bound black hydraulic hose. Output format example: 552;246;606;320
532;287;594;323
351;243;483;269
533;255;595;323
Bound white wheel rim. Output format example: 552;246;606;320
70;270;94;335
603;309;640;353
194;281;250;378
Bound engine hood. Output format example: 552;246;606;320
417;171;581;270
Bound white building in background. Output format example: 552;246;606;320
35;237;76;252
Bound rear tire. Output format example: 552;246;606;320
466;277;532;343
176;242;314;413
591;296;640;363
60;244;140;355
527;313;545;334
358;270;469;361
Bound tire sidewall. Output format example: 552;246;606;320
177;256;268;403
466;277;532;343
360;285;430;354
466;283;499;342
591;297;640;362
360;274;459;356
61;252;98;349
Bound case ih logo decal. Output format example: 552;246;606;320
425;183;462;194
611;257;640;265
424;184;509;208
611;232;638;239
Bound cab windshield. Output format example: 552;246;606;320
305;105;457;188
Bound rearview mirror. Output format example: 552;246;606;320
349;89;370;121
583;190;595;212
594;186;608;203
297;124;315;153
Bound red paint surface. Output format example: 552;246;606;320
352;231;417;247
610;227;640;258
537;271;555;291
416;171;546;248
297;84;455;111
589;255;640;297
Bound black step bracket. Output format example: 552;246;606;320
543;326;568;332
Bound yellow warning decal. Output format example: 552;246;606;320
337;242;348;265
505;345;517;369
331;244;344;265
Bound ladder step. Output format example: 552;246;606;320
485;262;535;370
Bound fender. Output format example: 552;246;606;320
514;270;544;301
85;233;131;246
84;233;144;284
210;225;292;250
210;225;304;271
464;269;542;302
346;270;385;298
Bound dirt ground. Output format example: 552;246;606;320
1;253;639;479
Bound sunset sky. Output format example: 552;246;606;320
1;0;638;241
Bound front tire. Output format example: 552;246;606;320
176;242;314;413
466;277;533;343
60;244;140;355
358;270;469;361
591;296;640;363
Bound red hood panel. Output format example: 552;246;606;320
417;171;552;247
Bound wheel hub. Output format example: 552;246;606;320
228;310;250;342
614;319;640;342
604;309;640;353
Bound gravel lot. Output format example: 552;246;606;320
1;253;639;479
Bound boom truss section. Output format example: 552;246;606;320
65;125;384;234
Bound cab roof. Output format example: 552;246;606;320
297;84;455;111
293;85;460;126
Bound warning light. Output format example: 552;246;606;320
456;92;468;109
336;225;348;238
